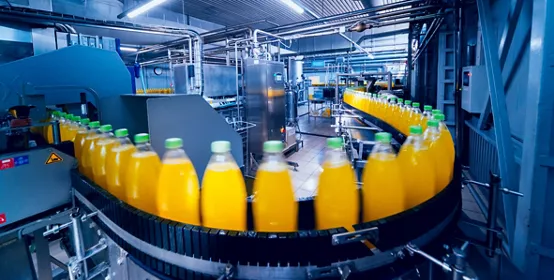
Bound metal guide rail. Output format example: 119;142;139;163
71;166;461;279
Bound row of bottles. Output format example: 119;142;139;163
136;88;174;94
343;90;456;208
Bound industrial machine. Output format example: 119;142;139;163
0;45;472;280
243;58;287;155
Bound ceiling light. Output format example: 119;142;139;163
127;0;167;18
120;46;138;52
281;0;304;14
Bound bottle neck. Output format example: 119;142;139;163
210;151;234;164
371;142;395;156
136;142;153;152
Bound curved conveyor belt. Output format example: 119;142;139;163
72;105;461;280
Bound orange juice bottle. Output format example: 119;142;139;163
362;132;405;221
421;105;433;131
252;141;297;232
106;129;136;201
59;113;69;142
92;125;117;188
201;141;247;231
74;118;90;163
383;97;396;123
408;102;422;130
80;121;101;178
315;138;359;230
66;116;80;142
126;133;161;214
397;126;436;208
400;100;412;134
424;120;451;191
46;111;60;144
434;113;455;177
156;138;200;225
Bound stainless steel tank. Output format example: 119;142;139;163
288;58;303;85
285;89;298;124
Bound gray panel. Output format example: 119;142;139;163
100;95;150;139
146;95;243;181
0;148;74;228
244;59;285;155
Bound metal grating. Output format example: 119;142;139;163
169;0;365;27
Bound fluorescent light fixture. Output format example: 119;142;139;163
127;0;167;18
120;46;138;52
281;0;304;14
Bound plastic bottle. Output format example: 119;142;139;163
126;133;161;214
156;138;200;225
421;105;433;131
397;126;436;208
362;132;405;221
400;100;412;134
252;141;297;232
74;118;90;164
201;141;247;231
432;109;442;119
80;121;101;178
106;129;136;201
315;138;359;230
92;124;117;188
434;113;455;176
59;113;69;142
408;102;422;130
45;111;59;144
385;97;397;123
424;120;451;191
66;116;81;142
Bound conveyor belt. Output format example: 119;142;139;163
72;166;461;279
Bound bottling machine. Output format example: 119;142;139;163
0;46;471;280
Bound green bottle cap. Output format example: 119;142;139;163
99;124;112;132
114;128;128;138
432;109;442;115
80;118;90;125
73;116;81;122
263;140;284;153
327;137;343;149
427;120;439;127
134;133;150;144
88;121;100;128
405;100;412;105
211;141;231;153
424;105;433;111
413;102;420;107
375;132;392;143
165;138;183;149
434;113;446;121
398;98;404;103
410;125;423;135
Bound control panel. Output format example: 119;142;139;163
461;65;488;113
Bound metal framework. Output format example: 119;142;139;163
475;0;519;248
512;0;554;278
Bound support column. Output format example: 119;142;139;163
513;0;554;277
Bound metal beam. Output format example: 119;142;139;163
477;0;527;130
513;0;554;277
476;0;519;248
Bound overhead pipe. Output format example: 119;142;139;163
275;5;438;37
266;0;426;33
339;33;375;59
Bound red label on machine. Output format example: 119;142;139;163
0;213;6;224
0;158;14;170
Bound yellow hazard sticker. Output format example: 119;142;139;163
45;152;63;165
